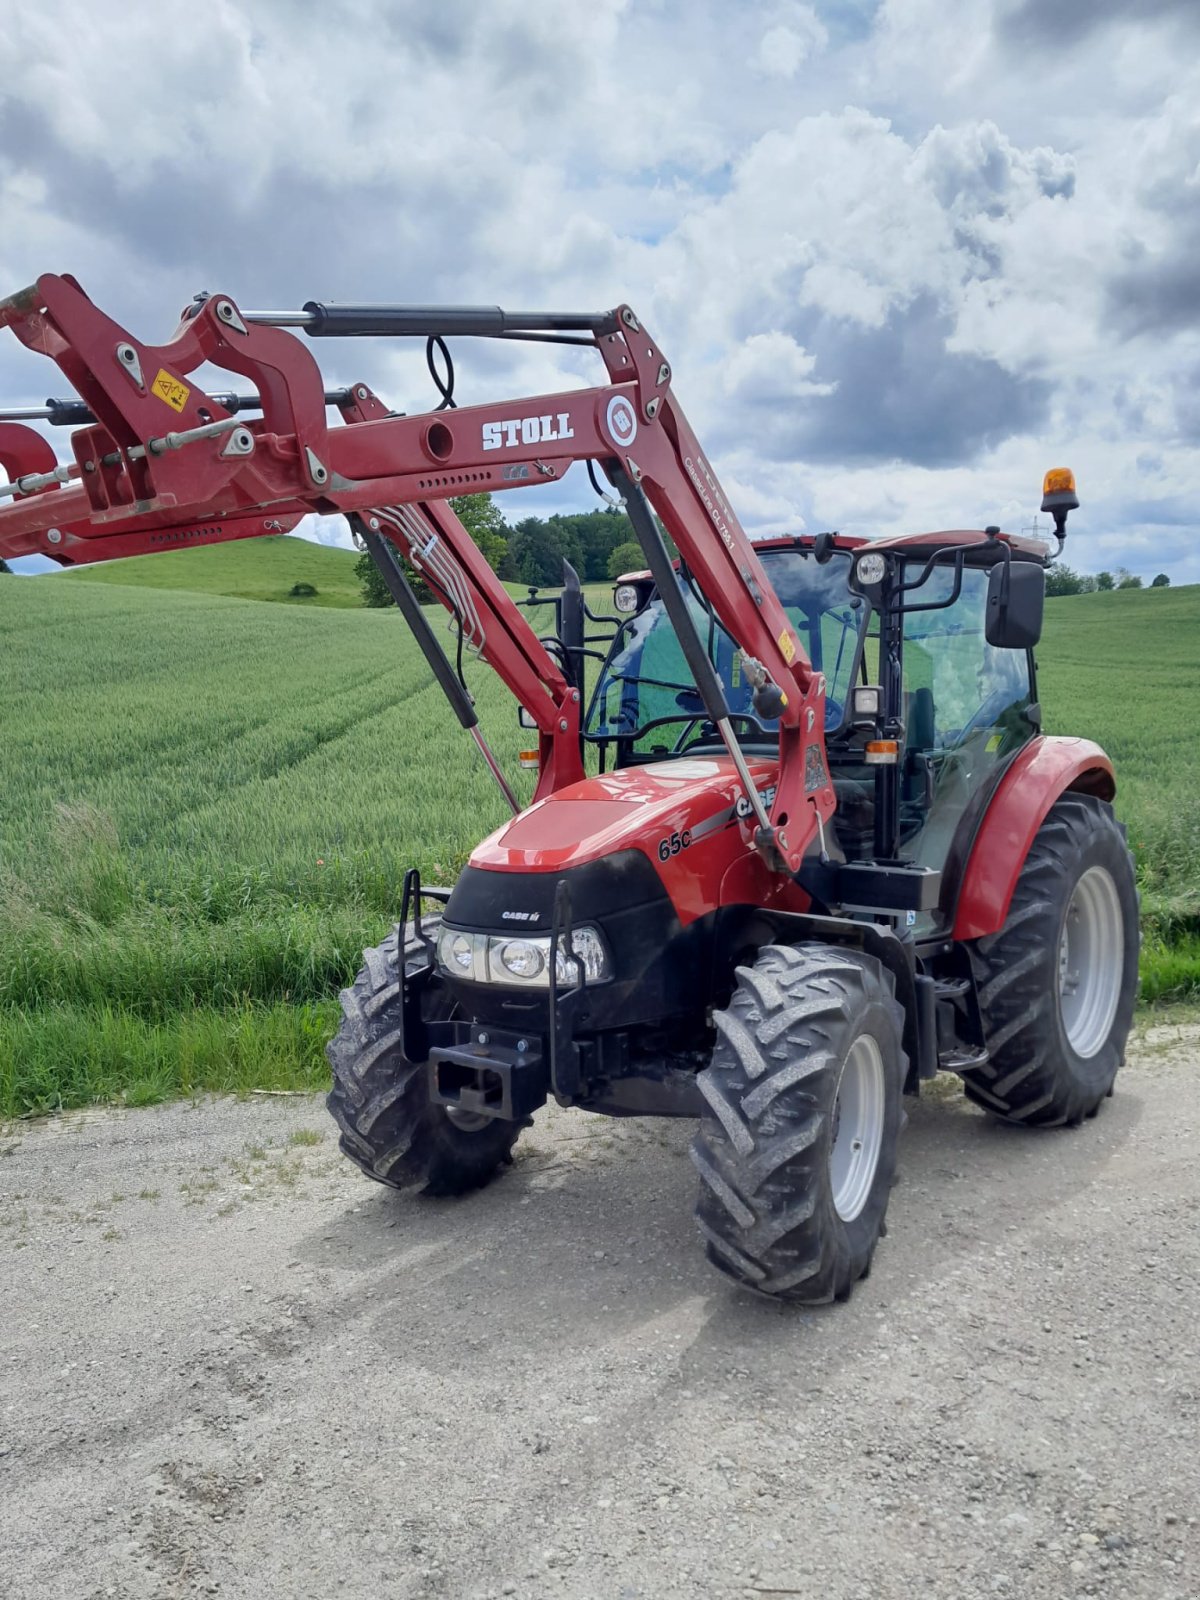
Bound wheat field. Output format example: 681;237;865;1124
1;548;1196;1115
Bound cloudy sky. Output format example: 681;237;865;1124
2;0;1198;580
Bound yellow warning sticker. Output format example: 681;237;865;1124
151;368;190;413
779;629;796;664
986;732;1002;753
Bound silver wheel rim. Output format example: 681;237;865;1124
445;1106;491;1133
1059;864;1124;1059
830;1034;886;1222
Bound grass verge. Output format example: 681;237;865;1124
0;999;337;1119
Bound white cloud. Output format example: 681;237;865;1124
0;0;1197;584
721;331;834;404
756;5;828;77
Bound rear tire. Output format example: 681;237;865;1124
962;792;1138;1126
326;920;523;1196
691;942;906;1303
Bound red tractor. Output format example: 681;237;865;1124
0;276;1138;1302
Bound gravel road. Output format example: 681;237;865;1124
2;1021;1197;1600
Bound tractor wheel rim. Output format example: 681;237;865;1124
830;1033;886;1222
1059;864;1124;1059
445;1106;491;1133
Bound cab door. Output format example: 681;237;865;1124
899;562;1036;929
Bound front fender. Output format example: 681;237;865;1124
951;736;1116;941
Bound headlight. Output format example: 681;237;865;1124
435;924;612;987
438;929;476;974
855;551;886;587
613;583;641;613
554;925;609;984
494;938;546;980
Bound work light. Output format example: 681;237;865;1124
855;551;886;587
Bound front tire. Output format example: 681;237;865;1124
962;792;1139;1126
691;942;906;1303
326;920;523;1196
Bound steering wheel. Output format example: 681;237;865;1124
949;687;1019;748
606;670;699;697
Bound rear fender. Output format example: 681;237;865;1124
951;736;1116;941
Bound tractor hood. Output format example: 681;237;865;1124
470;756;779;875
444;756;812;1024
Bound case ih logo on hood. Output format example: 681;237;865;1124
501;910;540;923
735;784;777;820
481;414;574;451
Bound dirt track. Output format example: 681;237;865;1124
2;1023;1198;1600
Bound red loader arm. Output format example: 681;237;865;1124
0;273;834;869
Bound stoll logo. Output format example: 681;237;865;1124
481;414;574;451
606;394;638;448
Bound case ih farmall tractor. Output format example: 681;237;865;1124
0;275;1139;1302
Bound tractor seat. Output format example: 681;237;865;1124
832;776;874;860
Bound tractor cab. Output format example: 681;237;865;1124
584;529;1046;936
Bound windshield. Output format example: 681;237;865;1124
586;549;865;757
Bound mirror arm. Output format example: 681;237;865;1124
894;548;968;616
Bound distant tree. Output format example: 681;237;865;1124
1116;569;1143;590
354;548;396;607
507;516;583;587
496;505;669;586
607;540;645;580
552;506;638;581
355;492;507;607
1096;570;1114;591
451;492;509;574
0;557;10;574
1151;572;1171;588
1045;564;1087;597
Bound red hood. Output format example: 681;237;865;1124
471;756;778;873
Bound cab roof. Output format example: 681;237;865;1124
615;527;1050;585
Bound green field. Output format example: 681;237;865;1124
65;533;363;608
1;548;1197;1117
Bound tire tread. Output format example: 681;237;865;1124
326;920;522;1195
962;793;1138;1126
691;942;905;1304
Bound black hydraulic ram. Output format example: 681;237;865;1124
243;303;621;341
607;464;778;849
352;515;519;814
0;391;355;428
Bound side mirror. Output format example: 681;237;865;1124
986;560;1044;649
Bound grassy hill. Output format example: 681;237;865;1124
65;533;362;608
1040;583;1200;911
0;575;526;1116
0;572;1196;1117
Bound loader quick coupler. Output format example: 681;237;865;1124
428;1029;549;1122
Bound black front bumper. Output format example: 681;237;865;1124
402;870;594;1120
400;867;703;1123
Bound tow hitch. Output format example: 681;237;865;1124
428;1030;549;1122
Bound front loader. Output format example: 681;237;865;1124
0;275;1138;1302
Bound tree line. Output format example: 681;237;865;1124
354;495;645;606
352;494;1176;608
1046;565;1170;596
